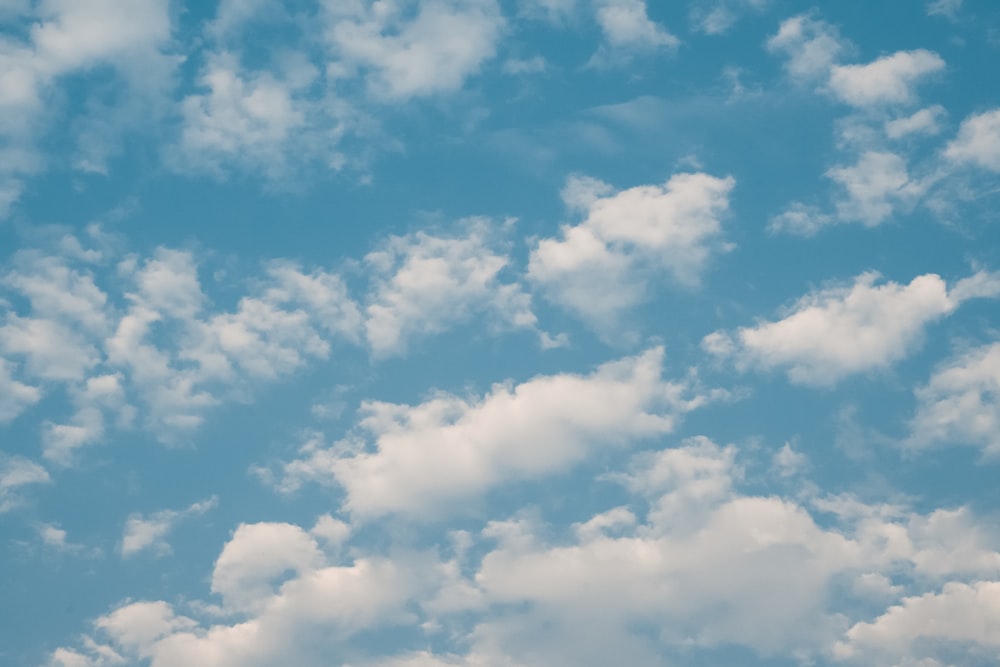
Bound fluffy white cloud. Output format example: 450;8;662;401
529;172;734;329
945;107;1000;172
0;0;177;212
0;358;40;423
176;52;337;179
325;0;504;100
835;581;1000;663
364;220;536;356
268;348;716;518
211;522;325;614
909;341;1000;456
826;151;927;226
768;202;834;236
120;497;217;558
47;436;1000;667
703;271;1000;386
828;50;945;107
0;453;50;512
885;105;945;139
767;14;846;82
592;0;678;55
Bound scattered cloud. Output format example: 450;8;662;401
265;348;718;518
363;219;536;356
909;341;1000;456
703;271;1000;385
529;172;734;331
828;50;945;108
120;496;218;558
945;107;1000;172
0;454;50;513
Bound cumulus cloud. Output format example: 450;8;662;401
0;453;50;513
945;107;1000;172
266;348;717;518
591;0;678;61
828;50;945;108
528;172;734;330
909;341;1000;456
835;581;1000;663
703;271;1000;386
885;105;946;139
826;150;927;226
325;0;504;100
47;435;1000;667
0;358;41;423
364;220;536;356
0;0;177;212
766;14;847;82
120;497;217;558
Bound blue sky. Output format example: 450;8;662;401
2;0;1000;666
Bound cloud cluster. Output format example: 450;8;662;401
49;437;1000;667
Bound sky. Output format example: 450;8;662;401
1;0;1000;666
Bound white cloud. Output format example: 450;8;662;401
325;0;504;100
926;0;962;20
909;341;1000;456
828;50;945;108
691;0;769;35
0;0;177;213
120;497;218;558
945;107;1000;172
885;105;946;139
211;522;325;614
703;271;1000;386
0;358;41;423
364;220;535;356
826;150;926;226
268;348;715;518
767;14;846;82
176;51;334;179
592;0;678;54
46;439;1000;667
0;453;50;513
528;172;734;330
768;202;834;236
835;581;1000;662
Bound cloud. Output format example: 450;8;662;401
47;436;1000;667
909;341;1000;456
267;348;716;518
175;51;342;180
945;107;1000;172
703;271;1000;386
0;358;41;423
885;105;946;139
926;0;962;20
592;0;678;58
0;453;50;513
528;172;734;330
825;150;928;226
0;0;177;213
828;50;945;107
766;14;847;82
691;0;769;35
363;219;536;356
835;581;1000;663
325;0;504;100
120;497;218;558
768;202;834;236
